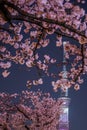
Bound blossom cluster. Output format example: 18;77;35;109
0;0;87;91
0;90;62;130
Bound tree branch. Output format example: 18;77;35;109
55;30;79;42
0;3;13;26
1;0;87;39
15;105;32;120
11;15;43;28
33;29;46;76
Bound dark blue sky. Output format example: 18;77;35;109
0;66;87;130
0;36;87;130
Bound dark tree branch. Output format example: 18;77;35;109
25;125;30;130
15;104;32;120
11;15;43;28
1;0;87;39
55;30;79;42
0;3;13;26
33;29;46;77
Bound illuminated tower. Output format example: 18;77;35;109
58;42;70;130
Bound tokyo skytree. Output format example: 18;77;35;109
58;42;70;130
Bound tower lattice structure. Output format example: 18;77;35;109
58;42;70;130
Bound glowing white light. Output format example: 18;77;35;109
60;108;69;122
63;41;67;45
64;108;68;113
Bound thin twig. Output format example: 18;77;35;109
33;29;45;77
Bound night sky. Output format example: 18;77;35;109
0;37;87;130
0;1;87;130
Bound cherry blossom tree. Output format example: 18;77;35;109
0;0;87;91
0;90;62;130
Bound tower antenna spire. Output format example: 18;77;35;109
61;41;68;97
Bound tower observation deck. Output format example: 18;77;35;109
58;42;70;130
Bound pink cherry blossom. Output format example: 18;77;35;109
0;90;62;130
74;84;80;90
0;0;86;91
2;70;10;78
